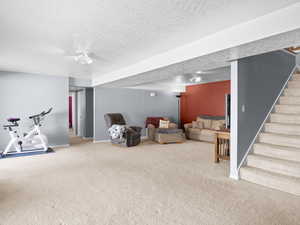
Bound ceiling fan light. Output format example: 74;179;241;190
86;57;93;64
74;53;93;64
74;55;80;61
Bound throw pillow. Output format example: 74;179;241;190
159;120;170;128
192;121;203;128
197;121;204;129
211;120;225;130
197;118;211;129
192;121;198;128
147;124;155;129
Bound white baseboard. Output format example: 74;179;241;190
50;144;70;148
83;137;93;140
93;139;110;143
230;168;240;180
93;136;148;144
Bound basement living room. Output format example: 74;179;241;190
1;1;300;225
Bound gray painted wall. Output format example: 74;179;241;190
73;88;94;138
85;88;94;138
94;87;178;141
0;72;69;150
69;77;92;87
237;50;295;166
296;54;300;65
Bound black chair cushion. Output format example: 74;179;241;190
7;118;20;123
104;113;126;127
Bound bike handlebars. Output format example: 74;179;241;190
41;107;52;116
3;108;53;130
29;108;53;119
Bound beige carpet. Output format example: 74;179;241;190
0;139;299;225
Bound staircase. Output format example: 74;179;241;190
240;70;300;196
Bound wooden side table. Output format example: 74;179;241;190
214;130;230;163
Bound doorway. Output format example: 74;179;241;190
68;87;94;145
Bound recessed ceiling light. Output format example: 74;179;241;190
190;76;202;83
196;70;203;74
150;92;156;97
195;77;202;82
175;76;182;83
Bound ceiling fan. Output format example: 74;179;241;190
72;50;94;65
42;34;101;65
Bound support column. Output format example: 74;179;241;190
230;60;239;180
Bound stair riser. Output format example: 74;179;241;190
270;114;300;125
247;156;300;178
275;105;300;114
292;75;300;81
253;145;300;162
279;97;300;105
264;124;300;135
240;168;300;196
284;89;300;97
289;81;300;88
259;134;300;148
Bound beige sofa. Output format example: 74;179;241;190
184;115;225;143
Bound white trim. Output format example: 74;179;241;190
93;139;110;143
230;170;239;180
237;65;297;171
50;144;70;148
82;137;93;140
230;61;239;180
281;49;297;56
93;136;148;143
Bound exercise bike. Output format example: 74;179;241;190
1;108;53;158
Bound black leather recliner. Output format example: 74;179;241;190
104;113;142;147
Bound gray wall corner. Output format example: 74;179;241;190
94;87;178;141
237;50;295;166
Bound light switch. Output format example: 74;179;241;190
242;104;245;112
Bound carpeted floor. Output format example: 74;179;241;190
0;138;299;225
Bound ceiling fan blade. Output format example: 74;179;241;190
72;34;94;53
88;52;108;61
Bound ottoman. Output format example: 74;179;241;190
155;128;186;144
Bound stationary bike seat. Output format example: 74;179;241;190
7;118;20;123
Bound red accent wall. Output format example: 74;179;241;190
180;80;230;124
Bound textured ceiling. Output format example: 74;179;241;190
102;28;300;91
128;67;231;92
0;0;299;79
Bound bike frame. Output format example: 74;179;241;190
3;125;47;155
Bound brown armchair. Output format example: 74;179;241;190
104;113;142;147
